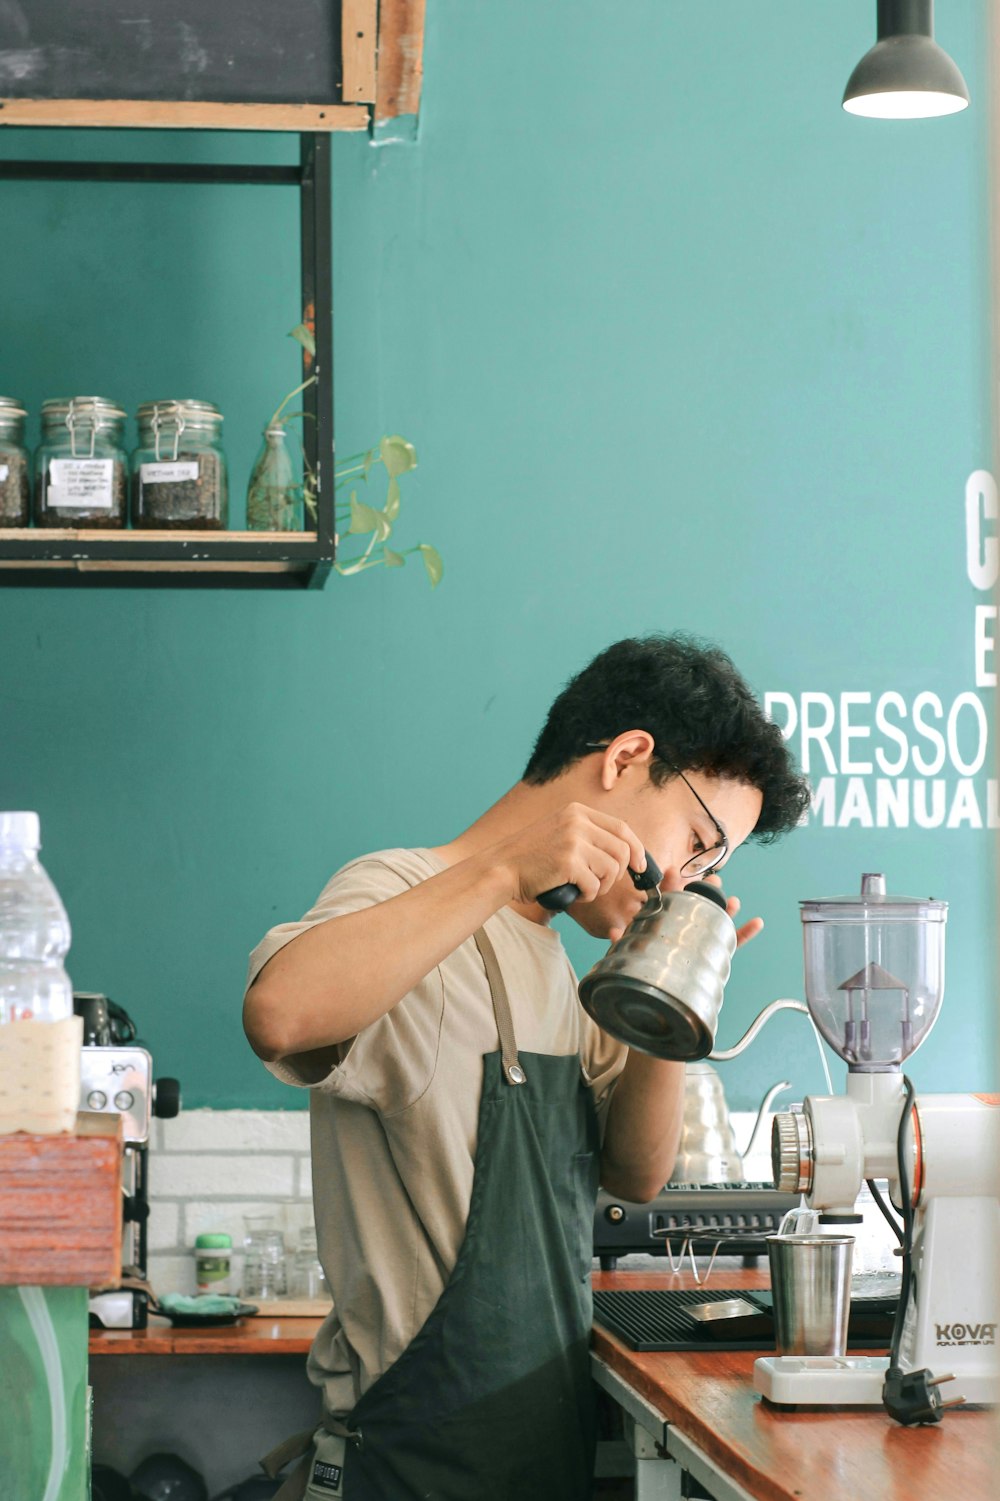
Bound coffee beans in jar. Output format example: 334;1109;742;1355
34;397;128;528
131;400;229;529
0;397;31;527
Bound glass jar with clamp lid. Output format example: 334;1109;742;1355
34;396;128;528
0;397;31;526
131;399;229;529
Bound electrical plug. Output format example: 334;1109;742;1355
882;1366;963;1426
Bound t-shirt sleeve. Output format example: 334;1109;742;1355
578;993;629;1140
245;853;444;1111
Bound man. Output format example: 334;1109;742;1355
244;634;810;1501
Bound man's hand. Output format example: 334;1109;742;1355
491;803;646;907
701;874;763;948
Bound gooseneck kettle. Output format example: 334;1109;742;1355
537;854;737;1061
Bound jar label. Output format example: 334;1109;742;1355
49;458;114;510
0;465;8;482
141;462;199;484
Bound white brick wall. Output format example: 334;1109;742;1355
143;1107;896;1296
144;1108;314;1296
143;1109;781;1295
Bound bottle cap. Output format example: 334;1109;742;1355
0;812;40;850
195;1233;232;1250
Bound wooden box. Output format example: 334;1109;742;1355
0;1112;122;1286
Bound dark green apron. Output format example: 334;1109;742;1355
265;925;600;1501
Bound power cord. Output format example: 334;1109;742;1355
880;1075;960;1426
864;1177;903;1245
106;998;137;1044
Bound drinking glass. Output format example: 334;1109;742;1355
242;1216;287;1299
767;1234;854;1356
290;1225;328;1300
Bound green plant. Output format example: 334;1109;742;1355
245;321;443;587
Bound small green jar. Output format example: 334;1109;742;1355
194;1232;233;1295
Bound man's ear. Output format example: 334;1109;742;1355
599;730;655;790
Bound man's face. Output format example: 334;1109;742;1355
569;767;764;941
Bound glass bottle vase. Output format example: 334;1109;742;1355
246;426;303;532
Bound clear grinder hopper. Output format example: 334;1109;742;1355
800;872;947;1070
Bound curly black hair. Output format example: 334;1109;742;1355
523;634;811;841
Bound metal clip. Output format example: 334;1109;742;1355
65;399;97;459
151;402;185;462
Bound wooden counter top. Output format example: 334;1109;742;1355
90;1314;322;1356
89;1267;998;1501
592;1268;997;1501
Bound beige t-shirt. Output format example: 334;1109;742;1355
245;847;627;1416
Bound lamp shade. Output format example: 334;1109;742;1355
843;2;970;119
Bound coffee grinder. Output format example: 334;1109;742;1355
753;874;1000;1420
75;993;181;1328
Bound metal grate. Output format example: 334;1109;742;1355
594;1183;802;1268
593;1287;770;1352
592;1287;896;1353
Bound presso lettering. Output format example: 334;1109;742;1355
763;470;1000;833
935;1321;997;1346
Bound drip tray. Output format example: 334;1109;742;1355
592;1287;897;1352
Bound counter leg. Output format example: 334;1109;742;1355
626;1415;682;1501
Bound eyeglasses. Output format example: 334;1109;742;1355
584;744;729;880
671;768;729;879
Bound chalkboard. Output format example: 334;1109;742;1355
0;0;391;129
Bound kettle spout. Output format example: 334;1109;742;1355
741;1079;791;1165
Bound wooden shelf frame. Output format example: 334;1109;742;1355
0;135;336;589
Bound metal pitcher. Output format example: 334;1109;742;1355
670;1062;791;1184
578;881;736;1060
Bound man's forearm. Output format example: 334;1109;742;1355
599;1053;685;1202
244;853;514;1061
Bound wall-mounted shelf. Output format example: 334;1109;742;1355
0;136;335;590
0;3;431;589
0;528;332;590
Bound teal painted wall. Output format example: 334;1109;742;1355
0;1;995;1109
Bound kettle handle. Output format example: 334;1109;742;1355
536;852;663;912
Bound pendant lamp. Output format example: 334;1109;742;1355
843;0;970;118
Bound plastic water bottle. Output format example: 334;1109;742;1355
0;811;73;1024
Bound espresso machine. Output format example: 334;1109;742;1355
753;874;1000;1419
75;993;181;1328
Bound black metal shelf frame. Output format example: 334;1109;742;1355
0;134;335;589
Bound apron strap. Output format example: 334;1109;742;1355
473;927;527;1086
268;1460;309;1501
323;1411;364;1449
259;1428;314;1501
260;1427;315;1478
